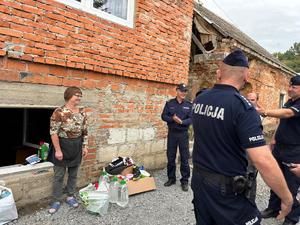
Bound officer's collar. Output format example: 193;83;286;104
213;84;238;92
175;97;185;104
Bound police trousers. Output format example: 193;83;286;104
191;169;261;225
267;144;300;224
167;130;190;184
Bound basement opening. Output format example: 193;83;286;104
0;108;54;167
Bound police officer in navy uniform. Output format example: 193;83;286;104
161;83;192;192
191;49;292;225
259;75;300;225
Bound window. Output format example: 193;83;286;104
56;0;135;28
279;93;285;108
0;108;53;167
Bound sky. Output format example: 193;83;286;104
199;0;300;53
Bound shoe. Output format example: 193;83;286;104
48;201;61;214
181;183;188;192
66;197;79;208
260;208;278;219
164;179;176;187
282;220;297;225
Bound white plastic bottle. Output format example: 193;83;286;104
98;171;110;192
117;180;129;207
109;176;119;203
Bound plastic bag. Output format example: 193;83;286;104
0;186;18;225
79;184;109;216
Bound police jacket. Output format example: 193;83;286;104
275;97;300;145
192;84;266;176
161;98;192;132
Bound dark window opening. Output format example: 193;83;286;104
0;108;53;167
279;93;285;108
191;23;203;56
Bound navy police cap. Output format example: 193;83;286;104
290;75;300;86
223;49;249;68
176;83;188;92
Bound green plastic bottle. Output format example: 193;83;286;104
39;143;49;161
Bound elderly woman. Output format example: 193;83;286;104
48;86;88;214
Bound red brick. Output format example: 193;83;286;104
24;47;44;55
0;27;22;38
62;78;82;87
44;74;63;85
48;25;69;36
0;50;6;56
0;70;19;82
82;79;96;89
21;74;44;84
45;58;56;65
33;57;45;64
28;62;49;74
35;43;57;51
6;60;26;71
23;33;41;42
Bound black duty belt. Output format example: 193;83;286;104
193;164;249;196
193;164;233;185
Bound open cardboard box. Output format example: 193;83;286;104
120;165;156;195
127;177;156;196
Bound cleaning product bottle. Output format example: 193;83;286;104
109;176;119;203
117;180;128;207
98;171;109;192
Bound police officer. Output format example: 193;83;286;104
259;75;300;225
191;49;293;225
161;83;192;192
245;92;261;203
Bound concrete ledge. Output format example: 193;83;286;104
0;162;53;177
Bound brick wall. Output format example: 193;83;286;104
0;0;193;84
0;56;178;206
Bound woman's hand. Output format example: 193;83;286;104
55;150;63;161
82;148;88;158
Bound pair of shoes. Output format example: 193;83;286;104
164;179;176;187
66;197;79;208
181;183;189;192
260;208;279;219
48;201;61;214
282;220;297;225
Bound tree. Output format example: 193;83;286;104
273;42;300;73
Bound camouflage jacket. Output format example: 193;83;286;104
50;105;88;148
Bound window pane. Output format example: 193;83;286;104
93;0;128;20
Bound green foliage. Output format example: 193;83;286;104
273;42;300;73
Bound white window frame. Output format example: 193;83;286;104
56;0;135;28
279;92;286;108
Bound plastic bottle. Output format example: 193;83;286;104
109;176;119;203
98;171;110;192
117;180;128;207
41;143;49;161
38;142;49;161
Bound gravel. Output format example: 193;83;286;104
7;168;300;225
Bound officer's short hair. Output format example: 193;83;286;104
64;86;82;101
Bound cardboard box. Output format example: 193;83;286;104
127;177;156;196
120;166;133;176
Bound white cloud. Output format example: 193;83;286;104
200;0;300;53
